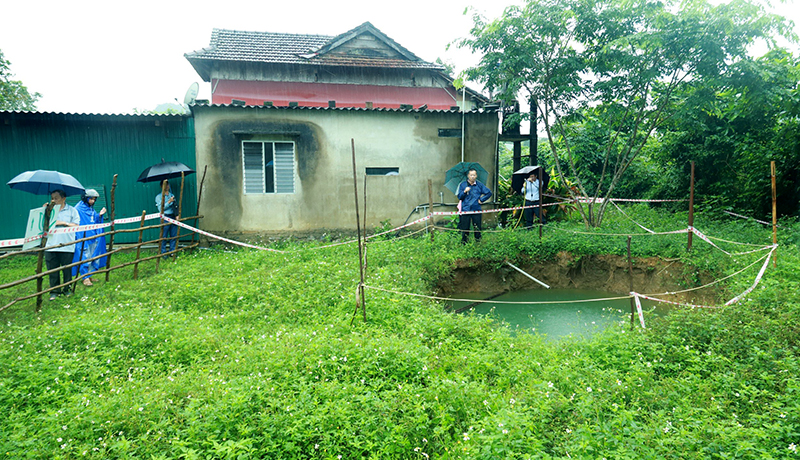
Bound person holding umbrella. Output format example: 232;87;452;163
155;180;178;256
72;189;107;286
456;168;492;244
43;189;80;300
522;171;546;227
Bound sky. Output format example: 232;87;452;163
1;0;512;114
1;0;798;115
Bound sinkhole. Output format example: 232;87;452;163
439;252;720;340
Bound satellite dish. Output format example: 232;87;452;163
183;82;199;106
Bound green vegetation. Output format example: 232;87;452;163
0;49;40;111
460;0;799;225
1;207;798;459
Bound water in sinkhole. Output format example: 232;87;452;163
448;288;666;340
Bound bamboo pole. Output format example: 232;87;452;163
173;172;185;261
538;165;543;239
133;211;147;280
156;180;168;272
627;236;635;329
363;174;369;275
191;165;207;250
687;161;695;251
350;139;366;325
105;174;118;282
428;179;435;243
771;161;777;267
35;201;55;312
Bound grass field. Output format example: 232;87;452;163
1;207;798;459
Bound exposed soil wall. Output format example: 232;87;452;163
437;252;721;304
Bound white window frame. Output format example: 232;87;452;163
242;140;296;194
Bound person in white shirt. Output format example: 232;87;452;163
43;189;80;300
521;172;546;228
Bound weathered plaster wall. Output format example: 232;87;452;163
193;106;498;234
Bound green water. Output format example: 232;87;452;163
450;288;661;340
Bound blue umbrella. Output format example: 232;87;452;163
444;162;488;195
7;170;85;196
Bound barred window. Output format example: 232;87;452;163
242;141;295;194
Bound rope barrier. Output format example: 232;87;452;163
161;215;286;253
611;200;656;234
642;249;773;297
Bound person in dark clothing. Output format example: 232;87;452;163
456;168;492;244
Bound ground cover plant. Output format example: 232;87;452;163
1;206;798;459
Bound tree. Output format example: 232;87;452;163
0;49;40;111
653;49;800;219
459;0;792;227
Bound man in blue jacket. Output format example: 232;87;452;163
456;168;492;244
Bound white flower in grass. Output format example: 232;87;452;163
789;443;797;453
463;433;470;441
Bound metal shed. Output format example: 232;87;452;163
0;111;196;244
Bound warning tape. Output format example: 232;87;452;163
633;292;724;309
0;213;163;248
632;293;646;328
611;200;655;234
161;215;286;253
724;210;782;227
725;245;776;305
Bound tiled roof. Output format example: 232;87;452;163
185;23;444;71
185;29;332;65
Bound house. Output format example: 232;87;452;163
184;22;499;236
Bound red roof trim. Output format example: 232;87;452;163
212;80;460;110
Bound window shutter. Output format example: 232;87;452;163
242;142;265;193
274;142;295;193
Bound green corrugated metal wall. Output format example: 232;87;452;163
0;111;196;244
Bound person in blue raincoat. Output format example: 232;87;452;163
72;189;107;287
456;168;492;244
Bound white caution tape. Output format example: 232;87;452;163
160;215;285;253
631;293;646;328
724;245;777;305
634;292;723;310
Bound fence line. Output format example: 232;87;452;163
0;213;200;313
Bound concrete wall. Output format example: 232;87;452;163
192;105;498;235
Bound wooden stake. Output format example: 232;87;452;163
350;139;366;324
627;236;635;329
687;161;695;251
538;166;543;239
191;165;208;250
363;174;368;275
428;179;435;243
771;161;777;267
105;174;117;282
174;172;185;260
35;201;55;312
133;211;146;280
155;180;168;272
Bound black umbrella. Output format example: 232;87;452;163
511;166;550;195
7;170;85;196
137;160;195;183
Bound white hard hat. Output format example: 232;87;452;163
85;189;100;198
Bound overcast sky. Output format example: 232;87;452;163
1;0;797;115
